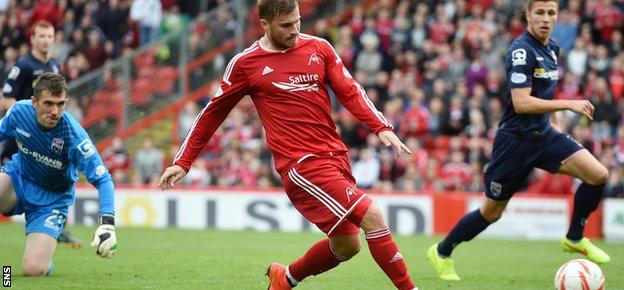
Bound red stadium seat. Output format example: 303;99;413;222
153;67;178;93
131;78;154;106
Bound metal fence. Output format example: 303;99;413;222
70;0;354;144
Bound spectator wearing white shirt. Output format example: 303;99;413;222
130;0;162;45
352;148;381;189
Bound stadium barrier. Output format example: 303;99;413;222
603;199;624;242
9;188;620;241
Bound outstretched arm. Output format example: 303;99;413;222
70;133;117;258
161;52;251;189
511;87;594;119
321;40;410;157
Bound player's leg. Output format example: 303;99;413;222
22;233;57;276
426;198;508;281
269;156;415;289
428;132;534;281
436;197;509;256
268;159;364;289
0;172;16;214
558;149;609;239
21;208;66;276
0;164;57;276
279;232;360;289
360;203;417;290
557;149;610;263
535;130;610;263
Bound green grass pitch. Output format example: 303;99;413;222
1;223;622;289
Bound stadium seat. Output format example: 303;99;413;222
131;78;154;106
154;67;178;93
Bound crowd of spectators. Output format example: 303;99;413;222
2;0;623;197
0;0;228;99
164;0;624;197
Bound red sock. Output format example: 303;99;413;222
288;238;347;283
366;227;416;290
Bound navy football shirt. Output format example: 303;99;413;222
499;31;560;136
2;54;61;101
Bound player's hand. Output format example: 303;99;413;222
377;130;412;157
90;216;117;258
158;165;187;190
568;100;594;120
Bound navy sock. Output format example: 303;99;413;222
438;210;491;257
566;183;605;241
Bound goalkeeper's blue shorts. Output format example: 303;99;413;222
2;160;70;239
484;127;583;201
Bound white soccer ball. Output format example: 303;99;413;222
554;259;605;290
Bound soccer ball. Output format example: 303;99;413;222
554;259;605;290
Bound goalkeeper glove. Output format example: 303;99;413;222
91;216;117;258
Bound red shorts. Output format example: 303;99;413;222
282;153;373;237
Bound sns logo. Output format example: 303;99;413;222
3;266;10;288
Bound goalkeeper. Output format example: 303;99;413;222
0;73;117;276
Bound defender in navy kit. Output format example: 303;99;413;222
427;0;611;281
0;74;117;276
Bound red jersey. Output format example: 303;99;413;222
174;33;392;176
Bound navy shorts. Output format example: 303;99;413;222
484;127;584;201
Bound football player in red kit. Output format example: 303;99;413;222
159;1;417;289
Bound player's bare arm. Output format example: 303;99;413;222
158;165;186;190
511;87;594;119
377;130;412;157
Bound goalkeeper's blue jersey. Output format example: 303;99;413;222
0;100;114;215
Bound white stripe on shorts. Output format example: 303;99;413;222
326;194;367;236
288;169;346;218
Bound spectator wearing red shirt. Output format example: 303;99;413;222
83;30;108;71
429;11;455;45
441;150;471;191
609;56;624;101
375;8;393;54
401;101;429;138
102;137;131;183
594;0;623;43
526;169;574;195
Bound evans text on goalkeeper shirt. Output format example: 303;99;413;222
174;33;392;176
0;100;114;215
2;54;61;101
499;31;560;138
